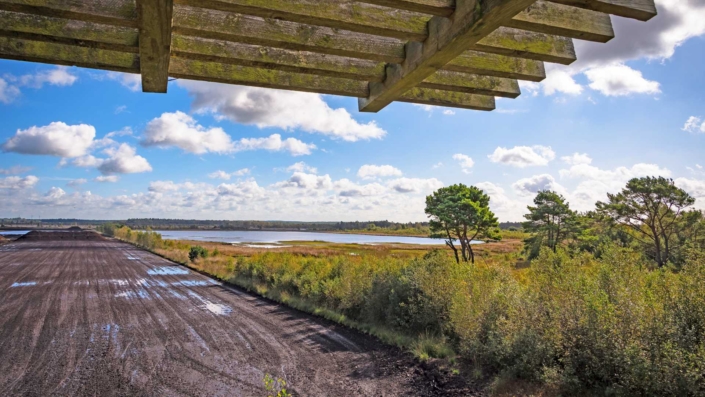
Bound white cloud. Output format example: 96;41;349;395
97;144;152;175
71;155;104;168
0;78;20;104
0;165;32;175
488;145;555;168
0;175;39;189
275;172;333;190
335;179;387;197
542;69;584;96
452;154;475;174
208;168;251;180
432;162;443;169
386;177;443;193
675;177;705;198
20;66;77;88
287;162;317;174
561;153;592;165
142;111;235;154
105;72;141;91
584;64;661;96
217;180;266;198
95;175;120;183
235;134;315;156
475;181;527;222
178;80;386;142
683;116;705;134
357;164;403;180
232;168;251;177
443;109;456;116
513;174;565;196
67;178;88;188
115;105;127;114
2;122;96;158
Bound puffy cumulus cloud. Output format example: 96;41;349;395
287;162;317;174
386;178;443;193
584;64;661;96
2;122;96;158
208;169;252;180
95;176;120;183
275;172;333;190
177;80;386;142
560;163;672;211
513;174;565;196
103;72;141;91
488;145;555;168
216;180;266;199
335;179;387;197
19;66;77;88
0;175;39;189
142;111;235;154
452;154;475;174
67;178;88;188
561;153;592;165
683;116;705;134
541;69;584;96
97;144;152;175
0;165;32;175
357;164;403;180
235;134;315;156
475;181;527;222
675;178;705;209
0;77;21;104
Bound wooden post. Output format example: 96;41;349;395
138;0;173;93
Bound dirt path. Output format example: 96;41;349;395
0;237;450;396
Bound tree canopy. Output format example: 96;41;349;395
425;184;500;264
596;176;695;267
522;190;577;259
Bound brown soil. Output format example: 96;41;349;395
0;236;478;396
17;230;106;241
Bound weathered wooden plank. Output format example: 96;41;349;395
0;10;139;49
447;50;545;82
420;71;520;98
169;58;496;111
172;6;406;63
346;0;455;17
138;0;172;92
169;57;370;97
0;0;137;27
549;0;656;21
508;0;613;42
174;0;431;41
172;35;545;83
398;88;495;111
471;27;576;65
0;36;139;72
171;35;386;82
358;0;537;112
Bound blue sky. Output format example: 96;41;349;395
1;0;704;222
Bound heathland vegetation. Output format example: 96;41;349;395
99;176;705;395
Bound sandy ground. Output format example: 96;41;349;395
0;237;446;396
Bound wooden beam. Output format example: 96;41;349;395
0;10;139;49
358;0;537;112
471;27;576;64
398;87;495;111
0;36;140;72
174;0;431;42
420;71;520;98
137;0;173;92
171;35;386;82
549;0;656;21
168;57;495;110
172;5;406;63
507;0;614;42
349;0;455;17
447;50;545;82
0;0;137;27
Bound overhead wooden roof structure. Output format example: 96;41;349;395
0;0;657;112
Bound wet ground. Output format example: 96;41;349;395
0;236;458;396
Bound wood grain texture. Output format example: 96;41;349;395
357;0;455;17
0;0;137;27
138;0;172;92
471;26;576;64
508;0;614;42
549;0;656;21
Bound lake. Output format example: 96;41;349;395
154;230;477;245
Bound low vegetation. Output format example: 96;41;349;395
99;176;705;395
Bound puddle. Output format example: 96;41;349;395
205;302;232;315
10;281;37;287
147;266;189;275
173;280;219;287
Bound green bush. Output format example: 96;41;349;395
188;246;209;262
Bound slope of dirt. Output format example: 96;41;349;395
17;230;106;241
0;238;476;396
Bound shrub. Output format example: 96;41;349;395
188;246;209;262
